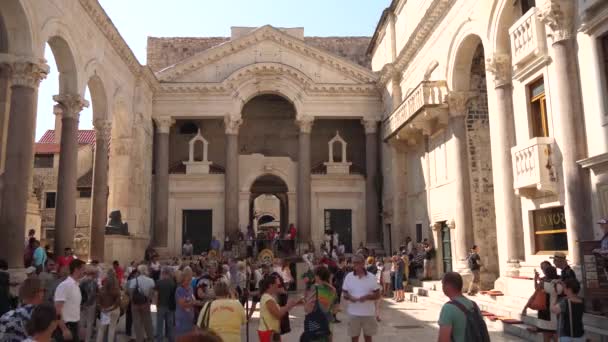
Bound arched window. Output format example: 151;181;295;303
179;121;198;134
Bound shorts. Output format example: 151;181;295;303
394;273;404;290
348;315;378;337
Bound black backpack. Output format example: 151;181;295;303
449;300;490;342
467;254;476;270
131;278;148;305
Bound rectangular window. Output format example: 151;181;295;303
78;188;92;198
529;78;549;138
532;206;568;253
600;34;608;113
521;0;536;15
45;192;56;209
33;154;53;168
44;228;55;240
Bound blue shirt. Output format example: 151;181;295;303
175;286;194;336
33;247;46;267
210;239;221;251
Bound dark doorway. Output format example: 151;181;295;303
324;209;352;253
440;221;452;273
183;210;212;254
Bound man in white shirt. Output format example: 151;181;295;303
127;264;155;342
54;258;86;342
342;254;381;342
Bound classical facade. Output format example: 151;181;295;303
371;0;608;328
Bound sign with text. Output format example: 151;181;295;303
580;240;608;315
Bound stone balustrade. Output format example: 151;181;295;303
511;137;558;196
509;7;547;71
382;80;448;140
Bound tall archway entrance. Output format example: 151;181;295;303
249;174;289;234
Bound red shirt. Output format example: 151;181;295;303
113;266;124;286
57;255;74;270
288;227;297;239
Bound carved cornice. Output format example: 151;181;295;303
446;91;476;116
537;0;575;44
156;25;377;84
224;115;242;135
154;117;174;134
379;0;456;85
53;94;89;119
297;116;315;134
485;54;512;88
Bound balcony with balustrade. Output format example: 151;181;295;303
508;7;549;80
382;80;449;142
511;137;559;197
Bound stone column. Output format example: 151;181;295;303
363;119;380;246
540;2;590;265
224;115;242;239
0;59;47;267
447;92;475;272
297;116;313;242
486;55;523;276
89;119;111;261
53;94;88;254
153;117;173;247
0;64;11;173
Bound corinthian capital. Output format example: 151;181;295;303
53;94;89;120
296;115;314;134
154;117;174;134
361;119;379;134
537;0;574;44
7;58;49;89
93;119;112;142
486;54;512;88
224;114;242;135
447;92;477;117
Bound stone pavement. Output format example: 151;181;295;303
114;295;527;341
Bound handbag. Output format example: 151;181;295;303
198;300;214;329
529;288;547;311
301;287;331;341
260;314;281;342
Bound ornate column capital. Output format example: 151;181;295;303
446;92;477;117
154;117;174;134
361;119;379;134
224;114;242;135
53;94;89;120
4;57;49;89
537;0;575;44
486;54;512;88
432;222;442;232
93;119;112;142
448;219;456;230
296;116;315;134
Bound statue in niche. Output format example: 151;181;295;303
105;210;129;235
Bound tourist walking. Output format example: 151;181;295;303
257;273;303;342
552;252;577;283
79;266;99;342
301;266;336;342
32;240;47;274
154;266;176;342
423;241;434;280
551;278;585;341
95;269;121;342
175;267;202;338
466;245;481;295
0;260;11;316
54;258;86;342
437;272;490;342
0;278;45;341
23;303;59;342
342;254;381;342
522;261;560;342
392;254;405;302
127;264;155;342
197;281;246;342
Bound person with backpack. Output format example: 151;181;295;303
467;245;482;295
127;264;155;342
437;272;490;342
301;266;336;342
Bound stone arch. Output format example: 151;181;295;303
225;63;308;116
0;0;34;56
448;33;485;92
242;171;292;194
87;74;108;121
487;0;520;54
40;18;82;95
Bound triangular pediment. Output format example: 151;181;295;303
156;25;377;85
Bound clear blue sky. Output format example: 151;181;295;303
35;0;389;139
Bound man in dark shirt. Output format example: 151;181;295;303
467;245;482;295
155;266;176;342
552;252;577;282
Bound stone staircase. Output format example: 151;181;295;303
410;280;608;342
